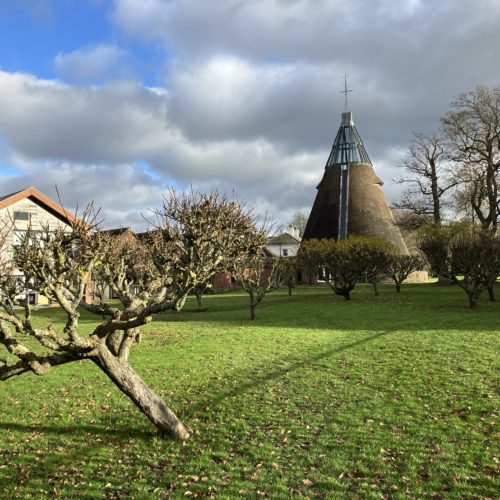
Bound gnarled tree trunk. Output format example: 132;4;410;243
94;345;192;440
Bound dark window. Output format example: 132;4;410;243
14;211;30;221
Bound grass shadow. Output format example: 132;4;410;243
0;422;152;440
158;284;500;333
186;330;390;414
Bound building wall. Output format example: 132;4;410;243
0;198;79;304
0;198;71;259
267;243;299;257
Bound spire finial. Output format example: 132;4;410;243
340;73;352;112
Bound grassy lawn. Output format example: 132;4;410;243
0;283;498;498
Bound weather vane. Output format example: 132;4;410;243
340;73;352;111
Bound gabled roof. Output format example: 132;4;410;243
325;111;372;167
268;232;301;245
0;187;78;225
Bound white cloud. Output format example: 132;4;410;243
0;151;165;230
2;0;500;229
55;44;128;84
0;71;173;163
0;69;328;228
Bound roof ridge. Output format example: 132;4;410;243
0;187;78;224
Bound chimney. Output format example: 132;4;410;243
287;225;300;240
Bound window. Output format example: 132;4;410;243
14;211;30;221
282;248;289;257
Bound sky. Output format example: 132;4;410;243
0;0;499;230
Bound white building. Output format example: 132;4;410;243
267;225;301;257
0;187;79;304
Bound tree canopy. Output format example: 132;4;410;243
0;190;266;440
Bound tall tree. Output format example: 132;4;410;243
394;132;455;224
0;191;266;440
441;85;500;232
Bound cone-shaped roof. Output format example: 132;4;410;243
302;110;408;254
325;111;371;167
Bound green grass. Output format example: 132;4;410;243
0;283;498;498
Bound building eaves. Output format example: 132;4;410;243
0;187;78;225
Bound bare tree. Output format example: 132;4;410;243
441;85;500;232
394;132;455;224
233;254;284;320
289;212;308;237
0;191;265;440
393;209;434;233
280;256;298;296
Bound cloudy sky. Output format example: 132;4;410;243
0;0;499;229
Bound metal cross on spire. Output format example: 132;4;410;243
340;73;353;111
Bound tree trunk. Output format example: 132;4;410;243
396;281;401;293
467;292;479;310
430;165;441;224
250;302;257;320
288;285;293;296
94;345;192;440
487;285;496;302
372;282;379;296
195;291;203;308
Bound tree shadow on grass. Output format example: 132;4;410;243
0;422;151;440
163;284;500;333
185;330;390;415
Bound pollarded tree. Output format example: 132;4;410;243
233;253;285;320
192;282;210;308
418;223;500;309
280;256;298;296
385;254;424;293
299;236;393;300
0;191;266;440
363;241;397;297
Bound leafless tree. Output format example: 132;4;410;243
441;85;500;232
394;132;455;224
0;190;265;440
280;256;298;296
289;211;308;237
233;254;285;320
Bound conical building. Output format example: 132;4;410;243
302;111;408;254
